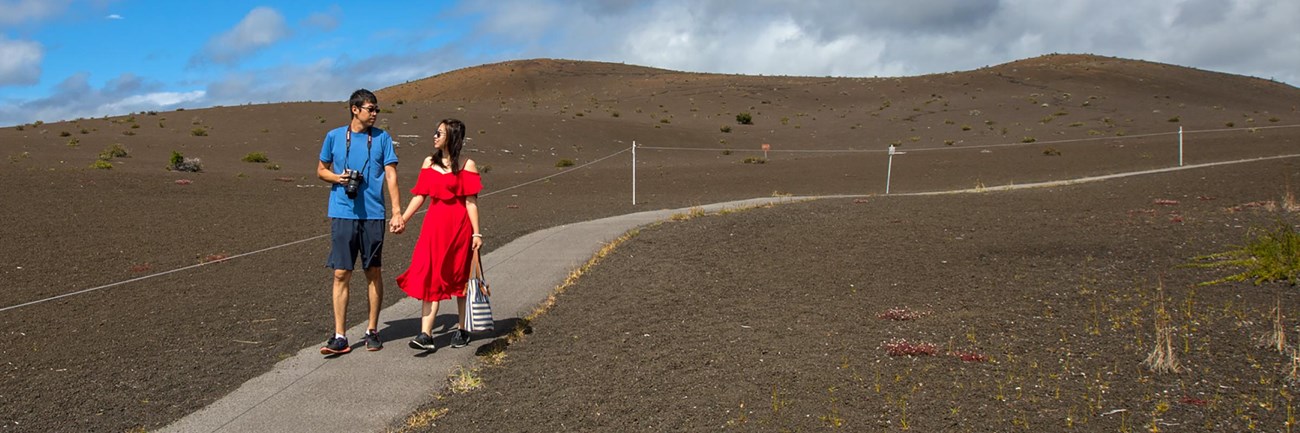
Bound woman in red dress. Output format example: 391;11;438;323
396;118;483;351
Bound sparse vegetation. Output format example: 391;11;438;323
1043;147;1061;156
89;159;113;170
1168;116;1180;123
720;125;731;133
1188;221;1300;286
241;152;269;163
555;159;575;168
66;138;79;147
191;127;208;136
99;144;128;159
742;157;766;164
59;131;71;137
736;112;753;125
169;151;203;172
1022;136;1037;143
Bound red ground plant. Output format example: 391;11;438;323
877;307;931;321
948;349;991;363
882;338;938;357
1179;396;1210;407
202;253;229;263
174;179;192;185
127;263;152;273
1154;199;1180;205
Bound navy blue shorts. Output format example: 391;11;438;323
327;218;386;270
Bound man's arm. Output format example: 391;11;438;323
384;164;403;232
317;161;343;184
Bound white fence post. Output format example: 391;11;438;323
626;139;631;204
1178;127;1184;167
886;145;895;195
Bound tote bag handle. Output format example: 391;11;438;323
470;250;489;297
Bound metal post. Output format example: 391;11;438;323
1178;127;1183;167
885;145;895;195
631;141;637;205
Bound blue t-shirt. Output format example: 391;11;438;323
319;126;399;219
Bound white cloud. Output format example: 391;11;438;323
302;6;341;32
460;0;1300;85
0;0;71;25
0;72;203;126
0;36;43;86
105;14;123;20
192;6;289;66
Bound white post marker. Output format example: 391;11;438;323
626;139;631;204
762;143;770;160
885;144;905;194
1178;126;1184;167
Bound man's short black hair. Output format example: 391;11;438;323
349;89;378;111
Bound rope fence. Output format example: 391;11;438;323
3;122;1297;313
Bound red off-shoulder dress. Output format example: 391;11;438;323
396;167;483;302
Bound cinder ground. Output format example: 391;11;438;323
1;54;1298;432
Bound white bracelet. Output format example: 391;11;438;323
472;233;483;238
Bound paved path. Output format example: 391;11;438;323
160;197;801;433
161;152;1300;433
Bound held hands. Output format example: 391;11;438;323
389;214;405;234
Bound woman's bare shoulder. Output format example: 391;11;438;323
421;156;433;169
462;158;478;173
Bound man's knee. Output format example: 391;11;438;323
363;267;383;280
333;269;352;283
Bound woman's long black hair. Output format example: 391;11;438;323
433;118;466;173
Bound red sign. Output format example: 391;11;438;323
761;144;771;151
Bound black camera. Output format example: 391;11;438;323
341;169;362;197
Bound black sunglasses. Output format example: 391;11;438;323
357;104;379;114
433;130;443;138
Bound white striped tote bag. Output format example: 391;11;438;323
463;251;494;333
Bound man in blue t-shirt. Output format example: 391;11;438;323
315;89;403;355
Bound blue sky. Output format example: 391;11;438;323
2;0;1298;127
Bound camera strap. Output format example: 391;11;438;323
343;127;373;176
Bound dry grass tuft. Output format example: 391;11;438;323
397;407;448;432
1142;282;1183;374
1258;296;1289;354
447;366;483;393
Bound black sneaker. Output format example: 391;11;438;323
319;336;351;355
451;329;471;348
408;332;437;351
363;329;383;351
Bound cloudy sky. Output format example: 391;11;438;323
1;0;1297;127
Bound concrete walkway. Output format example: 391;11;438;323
160;197;800;433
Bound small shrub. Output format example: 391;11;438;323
14;125;23;131
943;139;955;146
122;130;135;136
265;163;281;170
1188;221;1300;285
659;118;669;124
242;152;269;163
191;127;208;136
877;308;930;321
1168;116;1180;123
1021;136;1037;143
736;112;753;125
555;159;575;168
960;125;971;131
169;151;203;172
721;150;732;155
66;138;79;147
1226;121;1235;127
611;111;620;118
742;157;766;164
59;131;71;137
478;164;491;174
1269;117;1280;123
1043;147;1061;156
130;123;140;129
720;126;732;133
99;144;128;159
1067;122;1084;127
89;159;113;170
79;128;89;134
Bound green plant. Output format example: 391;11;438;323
66;138;79;147
659;118;669;124
736;112;753;125
99;144;128;159
169;151;203;172
720;125;731;133
1168;116;1180;123
555;159;575;168
1043;147;1061;156
14;124;23;131
1022;136;1037;143
1188;222;1300;286
242;152;269;163
59;131;71;137
742;157;766;164
89;159;113;170
961;125;972;131
265;163;281;170
191;127;207;136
